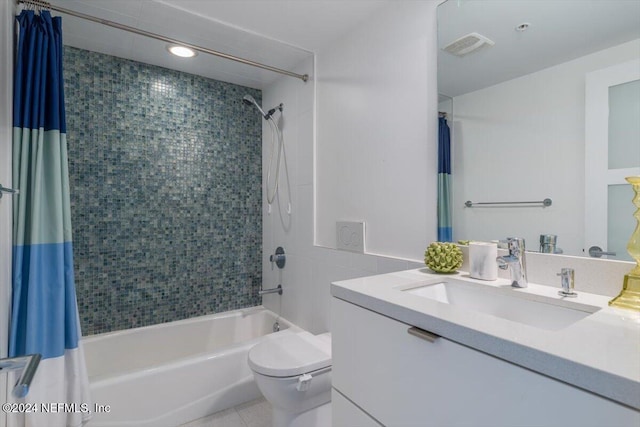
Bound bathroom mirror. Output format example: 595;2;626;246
437;0;640;259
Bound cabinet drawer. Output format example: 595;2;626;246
332;297;639;427
332;388;381;427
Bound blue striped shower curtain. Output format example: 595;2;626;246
10;10;91;427
437;116;452;242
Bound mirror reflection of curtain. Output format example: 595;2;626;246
438;115;452;242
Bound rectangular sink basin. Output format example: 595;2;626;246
398;279;600;331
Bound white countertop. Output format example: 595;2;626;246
331;268;640;410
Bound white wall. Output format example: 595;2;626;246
452;39;640;256
0;0;14;423
262;1;439;334
315;1;438;260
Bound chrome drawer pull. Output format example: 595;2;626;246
407;327;440;343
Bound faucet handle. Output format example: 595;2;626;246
505;237;525;255
557;268;577;297
269;246;286;270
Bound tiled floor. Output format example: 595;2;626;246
180;398;272;427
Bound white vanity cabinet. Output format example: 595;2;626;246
332;388;382;427
332;297;639;427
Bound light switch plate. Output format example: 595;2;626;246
336;221;365;253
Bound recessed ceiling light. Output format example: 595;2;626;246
166;45;197;58
515;23;531;32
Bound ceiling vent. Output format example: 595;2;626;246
442;32;495;57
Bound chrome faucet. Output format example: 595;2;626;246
259;284;283;296
496;237;528;288
557;268;577;297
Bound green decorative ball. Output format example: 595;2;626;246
424;242;463;273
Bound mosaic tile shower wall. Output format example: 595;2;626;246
64;46;263;336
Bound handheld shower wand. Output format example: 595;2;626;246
242;95;283;120
242;94;289;210
242;95;267;119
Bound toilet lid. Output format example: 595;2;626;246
248;331;332;378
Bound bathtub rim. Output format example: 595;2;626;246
82;305;292;344
82;305;301;382
89;327;301;388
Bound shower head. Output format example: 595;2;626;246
242;94;256;106
242;95;268;119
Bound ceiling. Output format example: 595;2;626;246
438;0;640;98
157;0;392;53
34;1;640;95
45;0;392;89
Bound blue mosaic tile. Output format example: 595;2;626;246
63;46;263;335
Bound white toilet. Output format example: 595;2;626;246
248;331;332;427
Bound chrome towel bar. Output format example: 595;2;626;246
0;354;42;398
465;198;552;208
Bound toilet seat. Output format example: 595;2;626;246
248;331;332;378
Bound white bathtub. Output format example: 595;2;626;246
82;306;300;427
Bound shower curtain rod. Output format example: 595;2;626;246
16;0;309;82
